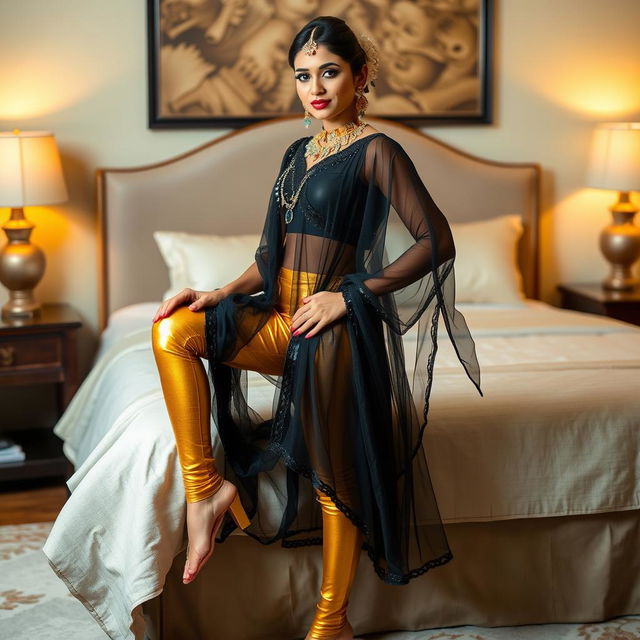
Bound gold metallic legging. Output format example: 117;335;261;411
151;266;363;638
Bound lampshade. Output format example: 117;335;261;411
586;122;640;192
0;130;68;207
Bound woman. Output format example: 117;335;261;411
151;15;482;640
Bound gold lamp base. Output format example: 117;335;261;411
0;207;45;320
599;192;640;292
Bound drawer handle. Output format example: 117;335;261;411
0;346;15;367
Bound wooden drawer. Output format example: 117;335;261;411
0;333;63;384
0;302;82;487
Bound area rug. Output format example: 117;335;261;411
1;522;639;640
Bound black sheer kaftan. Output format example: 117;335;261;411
204;132;483;585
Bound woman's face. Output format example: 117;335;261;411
292;43;365;127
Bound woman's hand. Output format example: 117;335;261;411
289;291;347;339
152;288;225;323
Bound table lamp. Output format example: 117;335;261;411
0;130;68;319
586;122;640;291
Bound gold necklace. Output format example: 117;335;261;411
275;120;367;224
304;120;366;167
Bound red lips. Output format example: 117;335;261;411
310;100;330;109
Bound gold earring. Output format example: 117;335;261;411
303;109;312;128
355;87;368;120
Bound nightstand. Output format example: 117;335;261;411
557;283;640;326
0;303;81;485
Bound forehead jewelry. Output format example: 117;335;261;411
302;26;319;55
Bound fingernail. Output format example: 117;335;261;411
293;330;300;336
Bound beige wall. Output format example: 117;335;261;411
1;0;639;377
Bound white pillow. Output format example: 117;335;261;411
155;214;526;305
153;231;261;301
385;214;526;305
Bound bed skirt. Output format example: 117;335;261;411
141;508;640;639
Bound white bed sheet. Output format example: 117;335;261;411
56;298;640;520
43;299;640;640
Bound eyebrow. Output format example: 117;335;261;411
294;62;341;72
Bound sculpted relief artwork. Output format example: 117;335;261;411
150;0;490;126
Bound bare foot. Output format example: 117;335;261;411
182;480;239;584
305;620;354;640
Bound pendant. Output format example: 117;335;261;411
285;208;293;224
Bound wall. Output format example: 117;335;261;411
1;0;639;378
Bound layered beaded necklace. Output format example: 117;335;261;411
276;120;367;224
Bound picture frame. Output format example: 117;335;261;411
147;0;493;130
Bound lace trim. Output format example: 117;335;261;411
204;305;217;366
394;302;441;481
270;338;299;444
339;285;359;340
264;438;453;585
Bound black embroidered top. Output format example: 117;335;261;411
204;131;483;585
283;135;369;246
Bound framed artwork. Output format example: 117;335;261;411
147;0;493;129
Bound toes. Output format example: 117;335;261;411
183;558;199;582
186;552;199;571
184;543;213;581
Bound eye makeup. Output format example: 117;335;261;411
295;68;340;81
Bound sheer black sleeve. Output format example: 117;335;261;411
338;135;483;397
360;137;456;297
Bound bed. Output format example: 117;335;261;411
42;115;640;640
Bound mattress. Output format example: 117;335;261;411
42;298;640;639
57;298;640;521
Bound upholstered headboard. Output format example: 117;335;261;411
96;115;541;330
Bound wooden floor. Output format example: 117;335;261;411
0;478;68;525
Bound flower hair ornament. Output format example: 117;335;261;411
356;32;380;90
354;31;380;120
